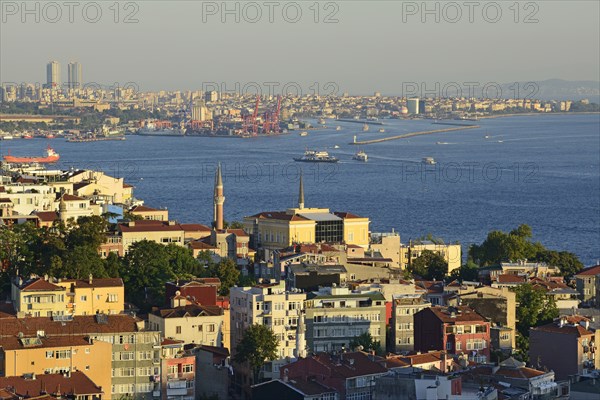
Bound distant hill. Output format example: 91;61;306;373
504;79;600;102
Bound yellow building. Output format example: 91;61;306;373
67;170;133;205
401;240;462;274
117;220;185;253
129;205;169;221
0;336;112;399
11;275;124;317
243;175;370;251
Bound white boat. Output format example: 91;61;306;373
1;135;14;140
333;145;340;149
299;131;308;137
484;135;491;139
353;150;368;162
436;142;450;145
362;124;369;132
497;140;504;143
335;126;342;131
294;149;338;163
138;121;185;137
318;118;326;125
422;157;436;165
379;128;385;133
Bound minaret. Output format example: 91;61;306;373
213;163;225;230
298;172;304;209
59;194;67;222
294;310;306;358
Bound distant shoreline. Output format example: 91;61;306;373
479;111;600;119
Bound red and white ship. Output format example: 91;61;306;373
3;147;60;163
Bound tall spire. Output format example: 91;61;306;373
298;171;304;209
213;163;225;230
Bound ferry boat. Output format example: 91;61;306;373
3;147;60;164
362;124;369;132
299;131;308;137
422;157;436;165
294;150;339;163
353;150;368;162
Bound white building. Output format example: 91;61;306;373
230;280;306;380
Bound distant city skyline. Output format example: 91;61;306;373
1;2;598;93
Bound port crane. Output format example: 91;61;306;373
262;95;282;134
242;95;261;135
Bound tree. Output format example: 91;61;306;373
200;258;240;296
512;284;558;355
469;224;544;266
448;260;480;282
165;244;202;276
535;250;583;278
233;324;279;383
349;332;381;354
120;240;175;308
409;250;448;280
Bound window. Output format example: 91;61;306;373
198;325;203;332
108;294;118;302
475;325;487;334
446;341;453;350
168;365;178;375
56;350;71;359
207;324;215;332
182;364;193;373
176;326;182;334
85;348;90;354
118;351;135;361
456;341;462;350
46;351;54;359
80;295;87;302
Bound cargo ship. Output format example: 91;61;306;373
3;147;60;163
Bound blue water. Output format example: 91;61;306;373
2;114;599;265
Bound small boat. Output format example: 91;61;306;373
497;140;504;143
484;135;491;139
422;157;436;165
318;118;326;125
353;150;368;162
333;145;340;149
294;149;338;163
299;131;308;137
1;135;14;140
335;126;342;131
362;124;369;132
379;128;385;133
436;142;450;145
45;134;55;139
23;134;33;139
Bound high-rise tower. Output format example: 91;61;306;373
46;61;60;88
67;62;82;89
213;163;225;230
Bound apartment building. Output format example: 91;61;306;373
230;281;306;381
117;220;185;253
11;275;124;317
148;301;224;347
157;340;195;400
304;286;387;353
129;205;169;221
0;371;105;400
0;336;112;399
529;316;599;380
0;314;161;400
414;305;491;363
391;294;430;353
575;265;600;306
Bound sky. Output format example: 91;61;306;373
1;0;599;94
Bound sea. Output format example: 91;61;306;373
1;114;599;266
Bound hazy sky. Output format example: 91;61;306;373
1;1;599;94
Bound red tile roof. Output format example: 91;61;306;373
0;314;144;336
308;351;388;378
188;240;217;250
333;211;364;219
0;372;103;397
0;335;92;351
18;278;64;292
496;274;527;284
61;194;86;201
249;211;310;221
34;211;58;222
427;306;487;323
181;223;211;232
60;278;123;288
151;304;223;318
130;205;161;213
576;265;600;276
532;322;593;337
119;220;183;233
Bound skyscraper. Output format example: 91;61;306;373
67;62;82;89
46;61;60;88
